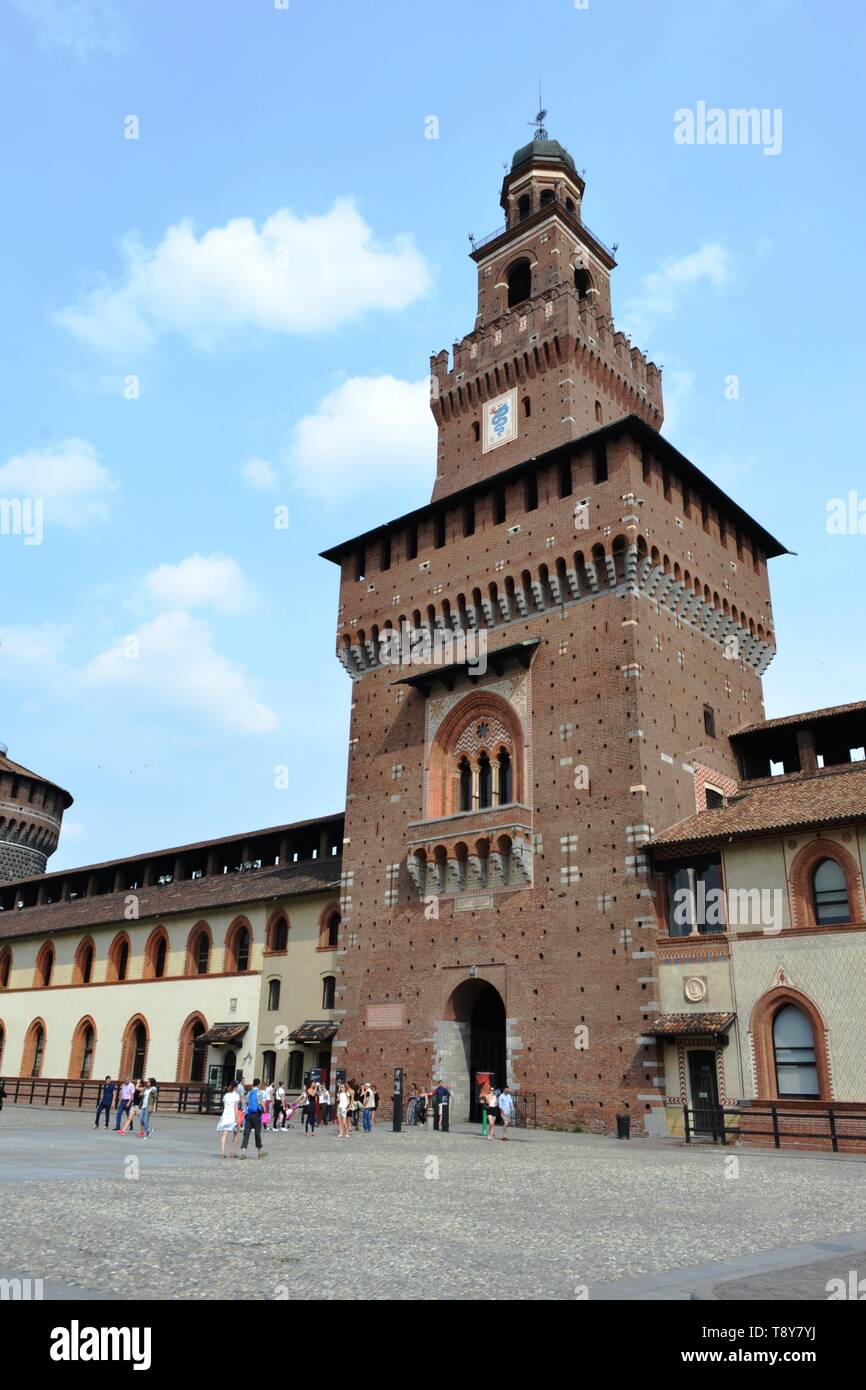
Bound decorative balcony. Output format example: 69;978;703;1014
406;804;534;899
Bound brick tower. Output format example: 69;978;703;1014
0;746;72;882
323;127;786;1133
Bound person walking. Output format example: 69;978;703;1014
432;1080;451;1131
273;1083;285;1132
114;1078;134;1132
320;1085;331;1125
361;1083;375;1133
336;1083;350;1138
95;1076;116;1129
486;1084;499;1141
239;1078;267;1159
0;1077;7;1113
120;1081;143;1135
498;1085;514;1140
138;1079;158;1138
303;1079;318;1137
217;1082;242;1158
372;1086;380;1127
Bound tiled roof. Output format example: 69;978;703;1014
647;1013;735;1038
733;700;866;737
0;859;341;942
648;764;866;855
288;1021;339;1044
0;810;344;891
198;1023;249;1045
0;749;73;806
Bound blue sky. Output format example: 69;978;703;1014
2;0;865;871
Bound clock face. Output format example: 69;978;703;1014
684;976;707;1003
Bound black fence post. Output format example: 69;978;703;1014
771;1103;780;1149
828;1107;838;1154
683;1104;691;1144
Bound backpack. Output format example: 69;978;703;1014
247;1088;261;1114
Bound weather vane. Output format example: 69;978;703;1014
529;82;548;142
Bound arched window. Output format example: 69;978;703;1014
268;915;288;953
812;858;851;925
262;1050;276;1085
540;187;555;206
565;196;575;214
478;753;492;809
35;944;54;988
471;421;480;443
108;933;130;983
522;395;531;418
121;1017;149;1079
322;976;336;1010
459;758;472;812
594;400;603;424
194;929;210;975
574;267;592;299
497;749;513;805
144;928;169;980
517;193;531;221
507;259;532;308
176;1013;208;1082
318;905;341;950
225;919;252;973
70;1018;97;1080
773;1004;819;1098
0;947;11;989
268;979;281;1011
75;940;94;986
22;1018;47;1077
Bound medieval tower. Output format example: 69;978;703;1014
0;745;72;883
323;128;785;1132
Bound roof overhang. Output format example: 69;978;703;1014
391;638;540;693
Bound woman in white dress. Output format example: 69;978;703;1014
217;1082;241;1158
336;1083;351;1139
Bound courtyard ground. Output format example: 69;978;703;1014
2;1107;866;1300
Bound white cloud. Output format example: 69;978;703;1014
12;0;129;59
0;438;117;527
57;201;432;355
287;375;436;502
142;554;258;616
82;610;278;735
239;456;279;493
620;242;732;344
660;368;696;435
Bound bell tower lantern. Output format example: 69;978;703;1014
429;120;663;499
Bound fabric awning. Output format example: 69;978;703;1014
198;1022;248;1045
287;1020;339;1044
647;1012;735;1043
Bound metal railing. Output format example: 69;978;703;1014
683;1102;866;1152
4;1076;223;1115
472;206;615;261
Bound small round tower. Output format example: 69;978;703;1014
0;745;73;882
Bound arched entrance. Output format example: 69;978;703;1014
441;979;507;1121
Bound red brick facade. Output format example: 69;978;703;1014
325;135;785;1132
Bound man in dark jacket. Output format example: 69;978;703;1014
95;1076;116;1129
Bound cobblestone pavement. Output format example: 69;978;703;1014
2;1108;866;1300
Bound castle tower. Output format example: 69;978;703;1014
323;128;786;1134
0;746;73;882
430;131;663;500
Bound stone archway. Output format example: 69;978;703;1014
439;978;507;1122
